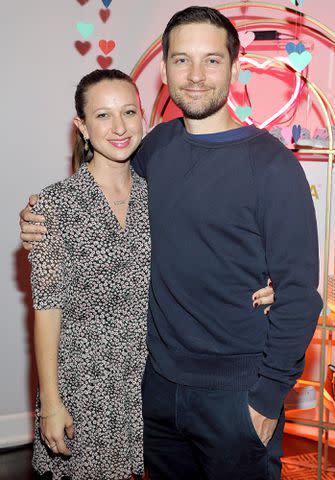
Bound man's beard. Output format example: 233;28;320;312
170;86;228;120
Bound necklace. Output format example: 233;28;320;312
113;198;129;206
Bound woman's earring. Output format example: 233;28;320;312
84;137;89;152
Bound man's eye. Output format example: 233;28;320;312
208;58;219;64
97;113;108;118
176;58;187;64
125;110;136;116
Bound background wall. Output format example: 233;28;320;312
2;0;335;447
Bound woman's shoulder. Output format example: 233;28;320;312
39;166;87;198
35;168;84;214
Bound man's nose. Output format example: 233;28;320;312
187;62;206;83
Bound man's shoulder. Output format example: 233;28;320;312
248;129;298;169
142;117;184;149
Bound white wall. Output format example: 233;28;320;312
2;0;335;447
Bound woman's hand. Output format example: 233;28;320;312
252;279;275;315
40;403;74;456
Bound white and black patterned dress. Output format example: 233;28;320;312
29;163;151;480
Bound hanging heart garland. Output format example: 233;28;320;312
102;0;112;7
99;9;110;23
76;0;89;5
235;106;252;122
289;51;312;72
97;56;112;69
76;22;94;39
285;42;312;72
281;127;293;144
285;42;305;54
238;69;252;85
238;31;255;49
99;40;116;55
75;41;91;55
292;124;302;143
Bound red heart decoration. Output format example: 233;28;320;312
99;39;116;55
75;41;91;56
97;55;112;69
99;9;110;23
76;0;89;5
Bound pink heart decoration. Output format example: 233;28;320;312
228;56;302;128
281;127;293;144
239;31;255;49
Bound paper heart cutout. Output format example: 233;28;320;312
296;42;306;54
292;124;301;143
97;55;112;69
281;127;293;144
75;41;91;55
285;42;295;54
228;56;302;128
314;127;328;139
288;50;312;72
77;22;94;40
239;69;252;85
99;8;110;23
99;39;115;55
286;42;306;54
102;0;112;7
290;0;304;6
76;0;89;4
235;106;252;121
239;31;255;49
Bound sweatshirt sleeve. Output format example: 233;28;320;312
131;129;154;178
248;145;323;419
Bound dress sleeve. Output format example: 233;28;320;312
28;186;65;310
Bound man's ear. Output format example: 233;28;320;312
160;59;168;86
231;59;240;84
73;116;89;139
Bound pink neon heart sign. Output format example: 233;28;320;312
228;57;302;129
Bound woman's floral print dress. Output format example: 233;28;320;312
29;163;151;480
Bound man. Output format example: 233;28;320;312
20;6;322;480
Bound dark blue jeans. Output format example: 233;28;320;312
142;360;284;480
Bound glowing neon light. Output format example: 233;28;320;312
228;56;303;128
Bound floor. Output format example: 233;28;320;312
0;434;334;480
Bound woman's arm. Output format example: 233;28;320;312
29;185;74;456
34;308;74;456
35;309;62;412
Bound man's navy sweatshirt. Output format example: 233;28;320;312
132;118;322;419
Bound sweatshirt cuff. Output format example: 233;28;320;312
248;376;291;419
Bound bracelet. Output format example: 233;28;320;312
39;403;64;419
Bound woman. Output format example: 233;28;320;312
29;69;150;480
23;69;274;480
